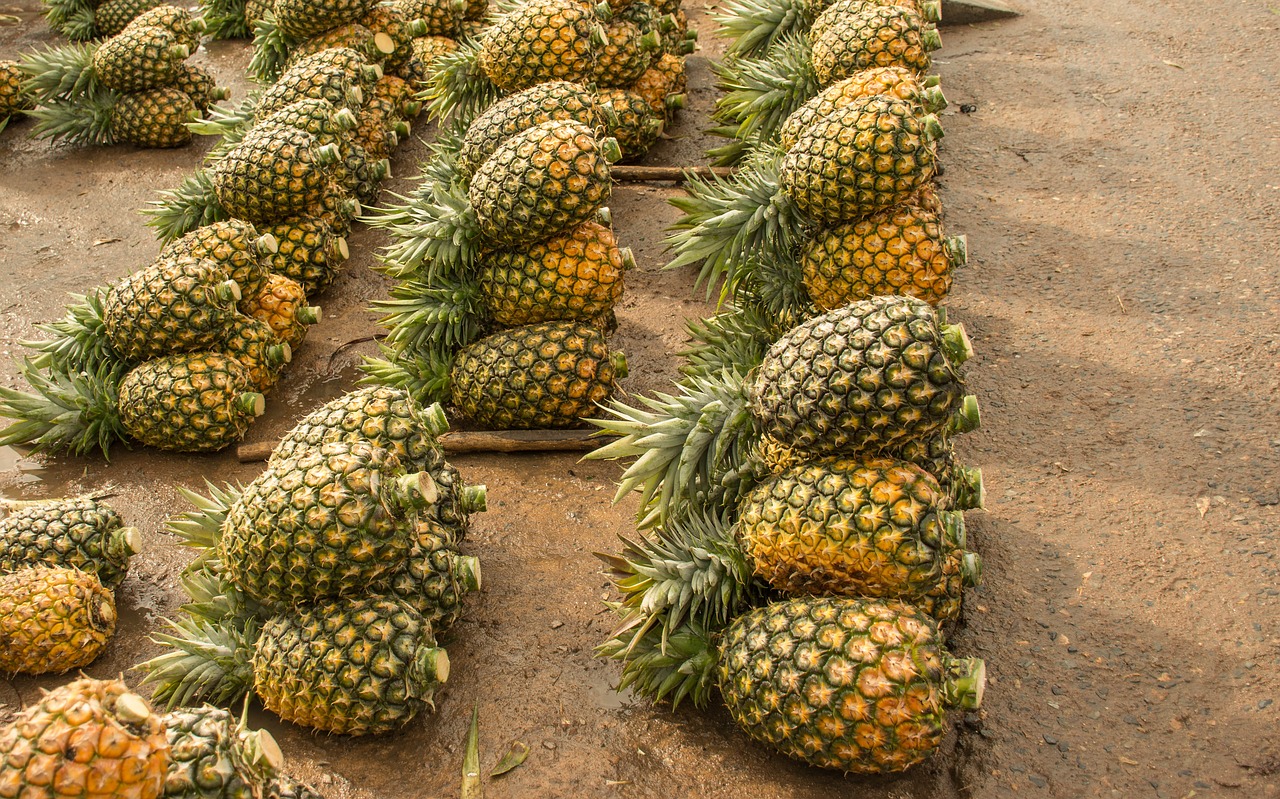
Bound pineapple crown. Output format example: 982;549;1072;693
200;0;253;40
29;90;127;146
953;465;985;510
360;344;456;408
20;288;119;375
41;0;90;34
18;42;101;105
665;147;804;303
372;272;486;356
165;479;243;572
143;169;227;242
0;360;128;458
424;38;500;123
711;33;818;145
187;92;263;153
595;608;719;708
248;11;300;84
597;509;760;651
714;0;809;57
679;303;786;380
136;614;259;709
58;3;98;42
586;368;756;529
368;177;481;280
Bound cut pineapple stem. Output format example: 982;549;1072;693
956;466;985;510
333;107;358;130
921;0;942;22
236;393;266;417
940;510;965;548
116;527;141;557
612;351;629;379
944;656;986;709
923;73;941;89
456;555;482;593
416;646;450;684
267;344;290;367
601;136;622;164
961;552;982;587
96;597;116;627
940;323;972;365
923;85;947;113
219;280;242;303
248;729;285;771
461;484;487;514
945;234;967;267
115;692;153;724
399;471;440;509
950;395;981;434
297;306;322;325
666;93;686;110
922;114;944;142
922;26;942;51
254;233;279;255
640;30;662;51
315;143;341;166
620;247;637;271
372;31;396;55
417;402;450;437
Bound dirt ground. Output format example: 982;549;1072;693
2;0;1280;796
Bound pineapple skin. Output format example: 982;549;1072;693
478;0;599;92
717;596;958;773
262;216;347;295
0;567;117;675
170;63;223;111
597;87;663;161
213;124;337;224
396;0;466;36
779;67;935;151
801;204;955;308
480;220;626;327
217;314;291;392
159;706;264;799
252;598;447;735
274;0;379;39
451;321;621;429
0;678;169;799
388;513;477;631
628;53;686;117
103;256;242;363
92;24;187;93
745;296;964;456
593;19;651;88
470;119;613;249
399;36;459;89
113;87;197;148
779;95;937;224
456;81;610;178
810;3;933;84
161;220;272;299
737;457;947;599
0;61;32;119
117;353;262;452
219;441;415;608
0;498;133;590
239;272;317;348
93;0;167;37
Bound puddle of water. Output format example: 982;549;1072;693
0;445;46;492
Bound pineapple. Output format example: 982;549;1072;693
399;35;460;89
261;216;350;295
117;353;266;452
745;296;969;455
714;0;939;58
212;123;343;224
777;66;945;151
160;220;278;299
104;257;244;363
273;0;381;39
388;513;482;631
0;567;117;675
252;598;450;735
779;95;941;224
267;385;450;471
800;205;965;308
27;84;200;148
395;0;466;37
255;50;374;118
127;5;207;51
160;706;283;799
0;678;169;799
352;93;403;158
217;314;293;392
736;457;956;600
447;321;625;428
592;18;659;88
171;64;232;112
217;440;436;608
239;272;322;348
809;2;940;84
597;87;663;161
375;73;420;119
362;5;429;73
479;220;630;327
628;53;686;117
93;0;169;36
0;497;137;590
477;0;604;93
373;119;617;277
91;22;192;93
285;23;391;67
453;81;614;179
42;0;166;40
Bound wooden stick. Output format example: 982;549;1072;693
236;429;615;463
940;0;1020;24
612;165;734;182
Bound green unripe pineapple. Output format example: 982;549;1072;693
92;23;191;92
103;256;243;363
597;87;663;161
477;0;603;92
118;353;265;452
217;314;292;393
160;705;283;799
0;497;137;591
212;124;342;224
159;220;277;299
112;86;199;147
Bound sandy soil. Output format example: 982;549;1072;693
2;0;1280;796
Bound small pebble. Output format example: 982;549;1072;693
550;620;564;629
543;741;557;750
1028;775;1047;788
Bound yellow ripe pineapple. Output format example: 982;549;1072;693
91;22;192;93
628;53;686;117
160;219;278;299
217;314;293;392
239;272;322;348
0;678;170;799
800;204;966;308
0;566;117;675
479;221;630;328
0;61;32;129
778;66;946;151
399;35;459;89
809;3;940;84
477;0;603;92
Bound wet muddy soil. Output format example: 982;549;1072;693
2;0;1280;796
